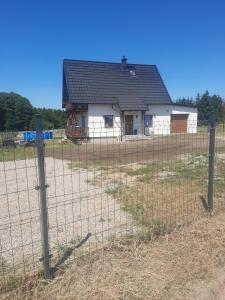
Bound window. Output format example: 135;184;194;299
128;65;136;77
130;70;136;77
104;115;114;128
144;115;153;127
81;115;85;128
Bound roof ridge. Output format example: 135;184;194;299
63;58;156;67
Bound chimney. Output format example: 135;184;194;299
121;55;127;70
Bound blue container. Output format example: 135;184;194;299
43;131;53;140
23;131;53;141
23;132;36;141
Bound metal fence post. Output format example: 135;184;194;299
208;112;216;214
35;114;51;278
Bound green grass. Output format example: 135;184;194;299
105;182;174;233
118;154;212;184
105;184;125;197
67;160;90;170
0;142;78;162
0;147;37;161
197;123;225;135
125;163;160;177
105;154;225;228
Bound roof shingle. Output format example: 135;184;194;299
63;59;172;110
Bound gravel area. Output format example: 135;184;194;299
0;157;132;272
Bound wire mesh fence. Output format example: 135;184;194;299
0;115;225;289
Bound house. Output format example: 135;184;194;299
62;57;198;140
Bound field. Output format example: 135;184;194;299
1;130;225;296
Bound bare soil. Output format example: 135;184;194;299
46;134;225;165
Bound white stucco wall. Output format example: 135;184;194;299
146;105;198;135
88;104;121;138
87;104;198;138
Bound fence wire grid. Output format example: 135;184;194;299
0;116;225;286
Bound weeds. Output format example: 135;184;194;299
0;147;37;162
104;154;225;230
0;142;76;162
67;161;89;170
0;275;22;293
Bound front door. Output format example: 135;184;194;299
125;115;133;135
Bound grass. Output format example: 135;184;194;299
67;161;89;170
1;130;225;298
0;147;37;161
198;123;225;132
0;275;23;294
105;154;225;229
0;142;78;162
0;151;225;298
2;211;225;299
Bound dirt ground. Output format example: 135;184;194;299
46;134;225;165
2;210;225;300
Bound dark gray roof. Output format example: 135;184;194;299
62;59;172;110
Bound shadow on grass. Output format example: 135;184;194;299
51;232;92;277
200;195;209;211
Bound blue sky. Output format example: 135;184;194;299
0;0;225;108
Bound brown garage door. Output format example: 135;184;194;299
171;114;188;133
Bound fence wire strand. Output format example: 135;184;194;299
0;118;225;290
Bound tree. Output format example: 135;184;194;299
0;102;6;131
31;107;65;130
0;92;65;131
0;92;33;131
175;97;195;106
196;91;224;121
175;91;225;122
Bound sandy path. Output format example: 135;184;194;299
0;157;132;272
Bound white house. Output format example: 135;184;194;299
62;57;198;140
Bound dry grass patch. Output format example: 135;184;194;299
2;211;225;299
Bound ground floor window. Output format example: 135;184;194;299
80;115;86;128
104;115;114;128
144;115;153;127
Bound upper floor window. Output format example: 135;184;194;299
104;115;114;128
129;69;136;77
